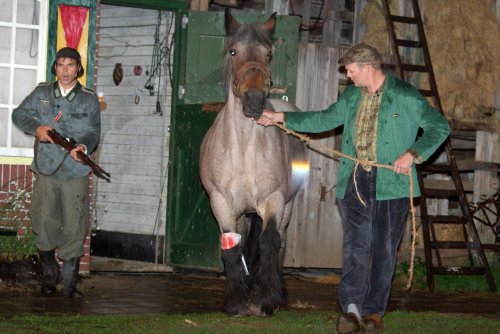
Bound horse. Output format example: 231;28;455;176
199;10;306;317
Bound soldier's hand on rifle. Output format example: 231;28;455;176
36;125;54;144
70;144;87;162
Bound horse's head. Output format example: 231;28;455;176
224;9;276;119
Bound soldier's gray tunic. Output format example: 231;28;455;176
12;81;101;259
12;81;101;178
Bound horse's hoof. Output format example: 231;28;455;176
248;302;278;317
224;300;250;316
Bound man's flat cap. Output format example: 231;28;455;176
338;42;382;66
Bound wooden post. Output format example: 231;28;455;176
300;0;310;44
266;0;290;15
190;0;210;11
474;131;499;243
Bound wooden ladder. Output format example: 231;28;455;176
381;0;496;292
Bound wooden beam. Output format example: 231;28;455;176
450;118;500;133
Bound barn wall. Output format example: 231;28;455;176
284;44;344;268
94;5;174;246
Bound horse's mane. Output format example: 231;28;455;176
222;23;273;96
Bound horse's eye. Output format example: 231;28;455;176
229;49;236;56
267;52;272;60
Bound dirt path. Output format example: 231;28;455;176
1;271;499;319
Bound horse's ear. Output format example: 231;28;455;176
225;8;240;36
261;12;277;38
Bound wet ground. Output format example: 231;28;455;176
0;257;499;319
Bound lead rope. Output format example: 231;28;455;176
276;123;417;290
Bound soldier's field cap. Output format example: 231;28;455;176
55;47;81;62
338;42;381;66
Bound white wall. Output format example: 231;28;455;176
94;5;174;237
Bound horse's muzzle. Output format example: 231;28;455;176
242;89;267;119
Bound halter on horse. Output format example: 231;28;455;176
200;10;305;316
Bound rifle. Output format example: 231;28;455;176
47;129;111;182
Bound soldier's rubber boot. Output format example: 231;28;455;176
61;257;83;299
38;249;57;295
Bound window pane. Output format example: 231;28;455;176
11;120;34;148
14;69;37;105
0;108;7;146
17;0;39;25
0;0;13;22
15;28;38;66
0;27;12;63
0;68;9;104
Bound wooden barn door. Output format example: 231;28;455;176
166;11;300;270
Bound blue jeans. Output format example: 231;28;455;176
338;166;408;316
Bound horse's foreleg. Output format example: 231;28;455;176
221;233;251;315
249;197;287;317
210;194;250;316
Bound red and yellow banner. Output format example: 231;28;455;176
56;4;90;84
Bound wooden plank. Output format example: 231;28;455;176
473;131;499;243
423;178;473;192
450;118;500;132
284;44;343;268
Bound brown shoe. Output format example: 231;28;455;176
362;314;383;333
336;312;365;334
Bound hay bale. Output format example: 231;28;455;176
360;0;397;55
361;0;500;119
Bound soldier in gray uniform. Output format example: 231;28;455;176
12;47;101;298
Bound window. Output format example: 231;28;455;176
0;0;48;157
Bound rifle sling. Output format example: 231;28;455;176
33;137;70;176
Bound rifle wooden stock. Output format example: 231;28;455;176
47;129;110;182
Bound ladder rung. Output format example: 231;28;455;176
433;267;486;275
483;244;500;251
421;163;451;172
418;89;434;97
401;64;429;72
431;241;473;249
395;39;422;48
423;179;473;193
427;215;467;224
390;15;417;24
423;188;460;197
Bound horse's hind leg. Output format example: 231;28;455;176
248;201;287;316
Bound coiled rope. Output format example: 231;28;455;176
276;123;417;290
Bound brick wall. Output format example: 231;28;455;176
0;163;94;273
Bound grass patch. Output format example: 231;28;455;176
0;185;36;262
0;311;498;334
395;255;500;294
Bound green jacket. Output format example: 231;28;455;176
285;73;450;200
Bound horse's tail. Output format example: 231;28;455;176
243;213;262;280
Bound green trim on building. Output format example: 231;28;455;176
101;0;188;10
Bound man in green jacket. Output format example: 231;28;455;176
257;43;450;333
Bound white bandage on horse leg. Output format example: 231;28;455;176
221;232;241;250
